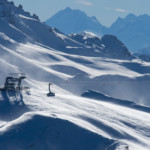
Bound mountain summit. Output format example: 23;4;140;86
46;7;107;35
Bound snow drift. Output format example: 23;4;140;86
0;1;150;150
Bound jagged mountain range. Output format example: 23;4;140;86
46;7;150;52
107;14;150;51
0;1;133;60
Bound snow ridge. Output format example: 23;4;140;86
0;1;150;150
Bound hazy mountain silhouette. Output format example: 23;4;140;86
107;14;150;51
46;7;107;36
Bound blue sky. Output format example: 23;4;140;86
9;0;150;27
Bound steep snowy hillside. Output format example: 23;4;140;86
46;7;107;35
0;1;150;150
82;90;150;113
0;41;150;150
0;1;137;60
0;0;104;57
0;0;39;21
1;85;150;150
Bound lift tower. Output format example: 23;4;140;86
0;73;29;93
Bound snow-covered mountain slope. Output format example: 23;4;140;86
46;7;107;36
0;40;150;105
0;1;136;60
82;90;150;113
0;76;150;150
0;0;39;21
0;0;104;57
0;1;150;150
0;41;150;149
69;32;133;59
0;113;118;150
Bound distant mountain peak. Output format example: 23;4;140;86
80;31;99;38
64;7;72;11
125;13;136;19
91;16;98;22
46;7;107;35
63;7;86;14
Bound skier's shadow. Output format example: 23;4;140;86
0;90;29;121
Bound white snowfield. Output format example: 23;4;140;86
0;4;150;149
0;41;150;150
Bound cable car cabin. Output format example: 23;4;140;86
47;83;55;97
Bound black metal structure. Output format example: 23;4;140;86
47;83;55;97
0;73;30;92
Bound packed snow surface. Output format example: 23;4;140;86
0;1;150;149
0;41;150;150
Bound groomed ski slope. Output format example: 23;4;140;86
1;42;150;104
0;42;150;149
0;82;150;150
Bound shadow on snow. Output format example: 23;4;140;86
0;90;29;121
